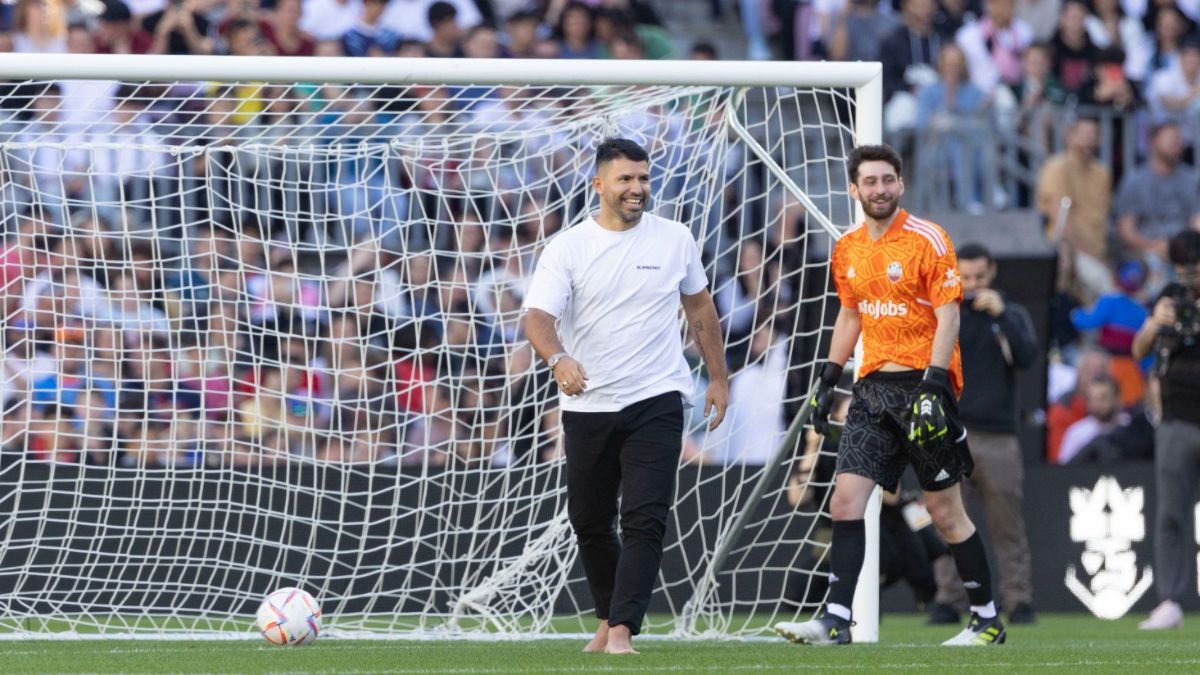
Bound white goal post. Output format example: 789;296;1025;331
0;53;881;640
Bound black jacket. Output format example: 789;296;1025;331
1154;282;1200;426
958;296;1039;433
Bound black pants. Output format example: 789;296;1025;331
562;391;683;636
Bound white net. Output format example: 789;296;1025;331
0;66;864;638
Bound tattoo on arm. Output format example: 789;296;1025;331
692;321;708;364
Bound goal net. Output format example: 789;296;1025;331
0;54;879;639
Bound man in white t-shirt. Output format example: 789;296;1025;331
299;0;364;42
523;138;729;655
379;0;481;43
1147;37;1200;129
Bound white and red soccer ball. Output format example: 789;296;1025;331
257;587;321;646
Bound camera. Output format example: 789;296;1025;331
1157;288;1200;371
1171;290;1200;348
1161;231;1200;354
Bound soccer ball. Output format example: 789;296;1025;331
257;587;321;646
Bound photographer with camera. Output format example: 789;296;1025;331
928;243;1039;626
1131;229;1200;631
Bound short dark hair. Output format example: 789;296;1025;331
227;18;257;36
428;1;457;27
507;9;540;24
690;41;718;59
464;23;497;41
1095;46;1125;65
1168;230;1200;266
100;0;132;23
847;144;902;184
957;242;992;263
597;8;635;30
1024;41;1052;60
1150;119;1179;140
1068;114;1100;129
595;138;649;171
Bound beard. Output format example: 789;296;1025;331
609;193;647;223
859;193;899;220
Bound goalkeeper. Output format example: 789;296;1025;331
775;144;1004;647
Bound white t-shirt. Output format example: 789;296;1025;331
523;212;708;413
1057;412;1129;465
379;0;482;42
702;338;787;464
1146;64;1200;122
299;0;364;41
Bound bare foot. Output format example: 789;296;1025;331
582;620;609;653
603;624;638;655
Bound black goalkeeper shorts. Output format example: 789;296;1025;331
834;370;973;492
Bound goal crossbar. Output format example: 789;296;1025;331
0;53;882;88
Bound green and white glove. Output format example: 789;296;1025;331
906;366;956;451
809;362;843;438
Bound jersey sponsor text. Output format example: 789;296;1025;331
857;298;909;320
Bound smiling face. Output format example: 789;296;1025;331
848;159;904;222
593;156;651;225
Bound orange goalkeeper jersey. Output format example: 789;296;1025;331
831;209;964;395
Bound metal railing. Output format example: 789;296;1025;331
888;104;1149;214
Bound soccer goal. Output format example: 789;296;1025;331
0;53;881;640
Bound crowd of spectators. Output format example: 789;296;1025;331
0;1;739;469
3;0;1200;468
740;0;1200;467
735;0;1200;463
0;0;674;61
0;203;557;468
0;190;822;469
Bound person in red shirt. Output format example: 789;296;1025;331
261;0;316;57
775;144;1005;647
94;0;154;54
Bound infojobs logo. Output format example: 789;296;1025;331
1064;476;1154;619
857;299;908;320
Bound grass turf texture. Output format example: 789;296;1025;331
0;614;1196;673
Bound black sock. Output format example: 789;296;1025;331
827;519;866;615
949;531;994;609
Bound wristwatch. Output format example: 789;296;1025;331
546;352;569;371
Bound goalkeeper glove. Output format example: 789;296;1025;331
906;366;956;451
809;362;843;438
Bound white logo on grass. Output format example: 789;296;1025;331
1064;476;1153;619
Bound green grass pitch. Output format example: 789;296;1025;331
1;614;1196;673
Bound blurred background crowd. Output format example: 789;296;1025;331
0;0;1196;470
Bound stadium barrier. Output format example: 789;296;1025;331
0;461;1186;622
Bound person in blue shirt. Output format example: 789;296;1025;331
1071;261;1149;353
341;0;401;57
1070;260;1152;410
